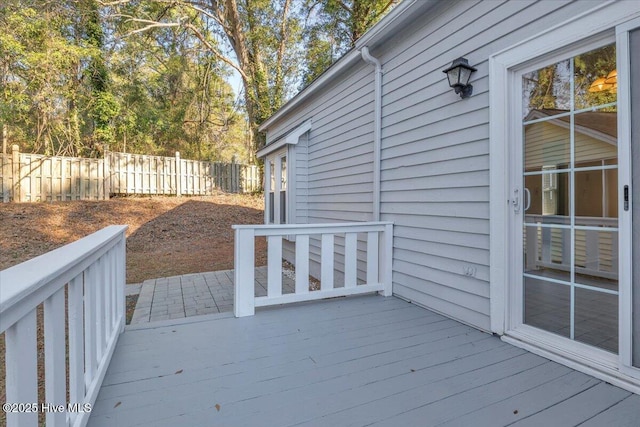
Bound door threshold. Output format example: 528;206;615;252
502;332;640;395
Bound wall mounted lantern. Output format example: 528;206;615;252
589;69;617;92
443;57;477;99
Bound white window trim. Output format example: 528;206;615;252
261;120;310;227
264;148;290;225
489;1;640;393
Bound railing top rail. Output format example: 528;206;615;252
524;215;618;226
0;225;127;332
232;221;394;236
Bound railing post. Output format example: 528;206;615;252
234;227;255;317
380;223;393;296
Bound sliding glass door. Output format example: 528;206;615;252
520;43;619;353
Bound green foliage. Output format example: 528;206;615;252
525;43;617;116
106;7;248;161
1;0;397;160
300;0;398;87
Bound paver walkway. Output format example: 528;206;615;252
130;266;295;324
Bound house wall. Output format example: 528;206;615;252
266;0;609;331
377;0;593;331
269;63;376;282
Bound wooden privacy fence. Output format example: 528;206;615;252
0;145;260;202
108;151;259;196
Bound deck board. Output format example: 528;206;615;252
88;295;640;427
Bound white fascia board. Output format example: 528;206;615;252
256;119;312;158
258;0;439;133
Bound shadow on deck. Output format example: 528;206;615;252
89;295;640;426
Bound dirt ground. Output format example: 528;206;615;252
0;194;266;421
0;193;267;283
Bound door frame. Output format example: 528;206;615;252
489;2;640;392
617;16;640;379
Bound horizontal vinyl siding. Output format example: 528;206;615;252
378;0;581;331
267;64;375;225
262;0;595;332
294;133;308;225
266;64;375;282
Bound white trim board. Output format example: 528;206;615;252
257;120;312;158
489;0;640;391
488;0;640;336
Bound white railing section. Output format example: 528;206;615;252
0;225;127;427
233;222;393;317
524;215;618;280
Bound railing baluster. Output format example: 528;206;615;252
367;231;379;285
68;273;85;426
234;227;255;317
344;233;357;288
108;248;116;331
44;288;66;426
5;310;38;426
295;235;309;294
118;236;126;332
95;256;105;363
267;235;283;297
84;263;97;389
321;234;334;290
103;251;111;341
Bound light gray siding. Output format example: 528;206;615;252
270;63;376;281
267;64;375;224
293;132;308;225
376;0;584;331
263;0;600;332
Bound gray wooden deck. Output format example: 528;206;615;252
88;295;640;427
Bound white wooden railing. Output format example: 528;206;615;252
0;225;127;427
525;215;618;280
233;222;393;317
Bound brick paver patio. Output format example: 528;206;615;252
130;266;295;324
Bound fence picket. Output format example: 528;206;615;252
0;147;259;201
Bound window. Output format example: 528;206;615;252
265;149;288;224
258;119;311;226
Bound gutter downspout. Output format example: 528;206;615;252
360;46;382;222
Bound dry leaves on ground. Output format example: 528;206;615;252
0;192;267;283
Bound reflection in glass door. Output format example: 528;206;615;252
521;44;619;353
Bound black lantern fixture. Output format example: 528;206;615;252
443;57;477;99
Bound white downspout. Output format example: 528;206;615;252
361;46;382;222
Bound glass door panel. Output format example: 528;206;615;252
522;43;618;353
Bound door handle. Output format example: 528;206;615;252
513;188;520;214
524;187;531;212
